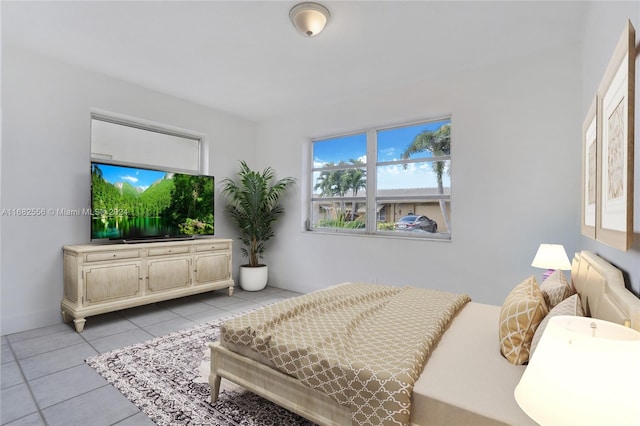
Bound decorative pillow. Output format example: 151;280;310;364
539;269;574;310
499;276;548;365
529;294;584;357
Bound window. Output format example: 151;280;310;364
309;117;451;239
90;113;205;174
310;133;367;231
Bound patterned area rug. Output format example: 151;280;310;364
85;318;314;425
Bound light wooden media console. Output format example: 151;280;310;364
61;238;234;332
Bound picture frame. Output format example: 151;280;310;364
595;20;635;251
581;97;597;240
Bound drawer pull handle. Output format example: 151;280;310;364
113;254;117;257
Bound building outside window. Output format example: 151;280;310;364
309;117;451;239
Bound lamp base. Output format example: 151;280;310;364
542;269;555;281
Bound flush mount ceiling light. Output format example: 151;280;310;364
289;2;330;37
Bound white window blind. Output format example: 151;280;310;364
91;117;201;173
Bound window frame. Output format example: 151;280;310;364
308;116;452;240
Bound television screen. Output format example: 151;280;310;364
91;162;214;241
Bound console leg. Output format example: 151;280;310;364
73;318;86;333
228;286;234;297
61;310;71;324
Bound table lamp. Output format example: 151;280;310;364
531;244;571;281
514;315;640;426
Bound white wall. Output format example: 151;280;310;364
1;46;256;334
257;44;582;305
579;2;640;297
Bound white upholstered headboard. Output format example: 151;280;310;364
571;251;640;332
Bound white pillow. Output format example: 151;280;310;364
529;294;584;357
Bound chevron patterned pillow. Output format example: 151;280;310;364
499;276;548;365
539;269;574;309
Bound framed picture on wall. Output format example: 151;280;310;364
595;20;635;251
581;97;597;240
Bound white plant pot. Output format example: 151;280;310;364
239;264;268;291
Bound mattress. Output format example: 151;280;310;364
414;302;535;426
222;301;534;426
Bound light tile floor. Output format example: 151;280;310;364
1;286;302;426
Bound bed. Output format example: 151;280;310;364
208;251;640;425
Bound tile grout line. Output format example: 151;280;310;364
3;340;48;426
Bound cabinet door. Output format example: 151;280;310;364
147;257;191;292
194;253;230;285
84;262;142;305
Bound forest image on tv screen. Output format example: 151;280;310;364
91;163;214;240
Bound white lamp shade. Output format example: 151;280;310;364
289;2;330;37
531;244;572;270
514;316;640;426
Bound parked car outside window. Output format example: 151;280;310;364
394;215;437;233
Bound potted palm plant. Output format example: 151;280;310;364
221;161;295;291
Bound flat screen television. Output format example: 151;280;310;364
91;161;214;242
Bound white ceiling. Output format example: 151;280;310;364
2;1;589;122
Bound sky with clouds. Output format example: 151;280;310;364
313;119;450;190
93;163;165;192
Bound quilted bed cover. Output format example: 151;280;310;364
221;283;470;426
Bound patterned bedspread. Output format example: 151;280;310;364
221;283;470;426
